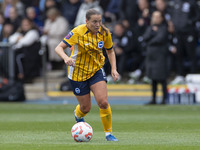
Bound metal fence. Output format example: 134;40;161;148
0;42;15;83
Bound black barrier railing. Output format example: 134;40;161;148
0;42;15;83
39;40;48;98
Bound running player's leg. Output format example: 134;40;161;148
90;81;118;141
74;94;91;122
69;79;91;122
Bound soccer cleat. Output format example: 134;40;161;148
74;111;85;122
106;134;118;141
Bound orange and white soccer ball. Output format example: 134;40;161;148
71;122;93;142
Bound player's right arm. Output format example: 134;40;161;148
55;41;76;66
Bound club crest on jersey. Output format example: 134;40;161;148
97;41;104;49
66;31;73;39
75;88;80;94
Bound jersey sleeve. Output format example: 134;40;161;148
104;32;113;50
62;28;78;47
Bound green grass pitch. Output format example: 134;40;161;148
0;103;200;150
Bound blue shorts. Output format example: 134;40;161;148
69;68;107;96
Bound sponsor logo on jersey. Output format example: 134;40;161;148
66;31;73;39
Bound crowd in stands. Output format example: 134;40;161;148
0;0;200;85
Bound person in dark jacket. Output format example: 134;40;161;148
143;11;169;104
119;0;138;29
128;0;151;82
111;22;135;80
170;0;200;84
61;0;82;30
9;18;41;82
5;6;21;33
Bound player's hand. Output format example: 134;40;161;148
64;58;76;67
111;69;119;82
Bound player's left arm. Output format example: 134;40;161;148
104;30;119;81
106;48;119;82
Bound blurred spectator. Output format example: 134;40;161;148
45;0;58;11
0;12;5;37
41;0;60;21
5;6;22;33
39;0;46;12
26;6;44;33
103;0;121;23
2;0;13;18
121;20;144;83
167;20;178;76
0;23;13;42
0;0;2;8
107;22;135;82
137;0;151;27
61;0;82;30
154;0;171;23
119;0;138;29
43;7;68;70
74;0;103;26
99;0;110;12
143;11;169;104
15;0;25;17
128;0;151;83
170;0;200;84
20;0;39;9
101;0;120;31
9;18;41;82
2;0;24;18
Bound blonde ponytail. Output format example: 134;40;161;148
100;24;109;35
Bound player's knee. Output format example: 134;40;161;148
80;105;91;114
98;100;108;109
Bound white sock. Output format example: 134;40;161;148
105;132;111;136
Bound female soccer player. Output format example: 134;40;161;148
55;9;119;141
